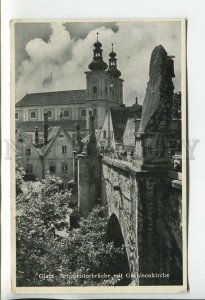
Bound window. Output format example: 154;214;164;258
63;110;69;118
15;112;19;119
93;85;97;93
49;165;56;173
61;162;68;173
105;86;108;95
81;110;86;117
93;108;97;116
47;111;52;118
103;130;106;139
26;149;31;156
30;111;36;119
62;146;67;154
59;134;64;138
25;164;33;174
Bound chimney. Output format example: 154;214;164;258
35;127;39;145
135;96;138;104
44;113;48;144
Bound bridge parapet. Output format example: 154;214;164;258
101;156;182;285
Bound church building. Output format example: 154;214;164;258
15;34;131;143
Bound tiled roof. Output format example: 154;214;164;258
16;90;86;107
16;120;87;132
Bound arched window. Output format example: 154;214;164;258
93;85;97;93
63;110;69;117
81;110;86;117
30;111;36;119
93;108;97;116
47;111;52;118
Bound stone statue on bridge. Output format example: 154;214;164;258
74;123;84;154
135;45;175;169
87;114;98;156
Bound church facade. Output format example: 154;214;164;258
15;36;127;142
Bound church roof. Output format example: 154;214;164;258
16;120;87;132
16;89;86;107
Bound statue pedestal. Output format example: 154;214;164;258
134;132;174;170
77;154;101;217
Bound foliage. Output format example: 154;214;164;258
16;166;125;286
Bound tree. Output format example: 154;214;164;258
16;173;71;286
16;171;125;287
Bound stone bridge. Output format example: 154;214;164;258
71;45;183;286
74;153;182;286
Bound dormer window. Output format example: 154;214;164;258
93;85;97;93
30;111;36;119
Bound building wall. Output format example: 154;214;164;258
123;117;136;152
44;128;73;185
16;104;89;122
85;71;123;105
97;109;115;150
16;130;42;179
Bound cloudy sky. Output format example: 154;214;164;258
15;21;181;106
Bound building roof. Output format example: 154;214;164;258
110;108;130;144
38;126;73;156
110;105;142;144
16;89;87;107
41;126;61;155
16;120;87;132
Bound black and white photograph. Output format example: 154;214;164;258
11;19;187;292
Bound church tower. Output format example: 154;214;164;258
107;43;123;105
85;34;124;129
85;34;123;104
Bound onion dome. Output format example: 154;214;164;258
107;43;121;78
88;32;108;71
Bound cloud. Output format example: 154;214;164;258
15;21;181;106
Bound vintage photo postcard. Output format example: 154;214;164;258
11;19;187;294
